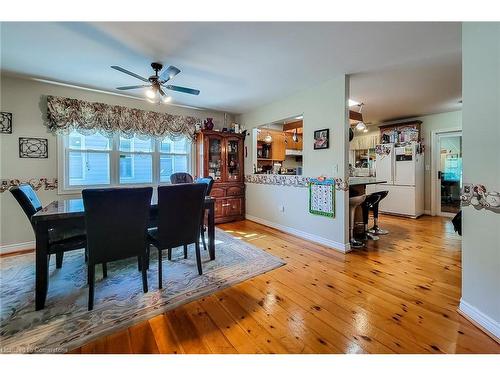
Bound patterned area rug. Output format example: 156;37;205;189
0;228;285;353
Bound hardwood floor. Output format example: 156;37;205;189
70;215;500;354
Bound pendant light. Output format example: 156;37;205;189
264;132;273;143
355;103;367;131
292;128;299;142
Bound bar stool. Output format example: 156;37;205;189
368;191;390;235
349;195;366;248
361;194;381;241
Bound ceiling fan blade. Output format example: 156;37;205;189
159;65;181;82
116;84;150;90
164;84;200;96
111;66;149;82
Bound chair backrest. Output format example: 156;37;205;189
170;172;194;184
9;184;42;228
82;187;153;264
156;183;206;249
195;176;214;196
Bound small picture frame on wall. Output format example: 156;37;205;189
1;112;13;134
313;128;329;150
19;137;49;159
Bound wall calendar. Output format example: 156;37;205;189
309;178;335;218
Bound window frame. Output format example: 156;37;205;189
57;132;194;195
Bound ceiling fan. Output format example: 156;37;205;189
111;62;200;104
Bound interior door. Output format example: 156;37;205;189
437;131;462;215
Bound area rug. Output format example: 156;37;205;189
0;228;285;353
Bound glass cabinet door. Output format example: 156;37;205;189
226;138;241;181
207;136;223;181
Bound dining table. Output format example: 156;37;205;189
31;196;216;311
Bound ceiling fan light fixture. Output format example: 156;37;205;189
146;88;156;99
162;95;172;103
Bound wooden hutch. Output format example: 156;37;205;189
196;130;245;223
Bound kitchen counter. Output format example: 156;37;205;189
349;177;387;186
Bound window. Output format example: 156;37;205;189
66;132;111;186
59;130;192;192
159;137;190;182
119;136;154;184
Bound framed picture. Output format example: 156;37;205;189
1;112;13;134
19;137;48;158
313;128;329;150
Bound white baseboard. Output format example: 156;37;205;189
245;214;351;253
459;299;500;341
424;210;432;216
0;241;35;255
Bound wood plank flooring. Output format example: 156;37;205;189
70;215;499;354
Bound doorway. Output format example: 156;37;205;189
434;131;462;216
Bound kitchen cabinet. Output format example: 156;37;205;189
270;130;286;161
285;132;303;150
196;130;245;223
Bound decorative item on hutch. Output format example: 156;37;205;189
196;129;245;223
203;117;214;130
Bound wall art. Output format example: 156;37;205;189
1;112;13;134
309;178;335;218
313;128;329;150
19;137;48;158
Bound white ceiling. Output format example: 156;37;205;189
0;22;461;121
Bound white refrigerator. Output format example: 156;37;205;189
367;142;424;218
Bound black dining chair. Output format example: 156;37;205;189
9;184;86;269
148;183;207;288
195;176;214;251
170;172;194;184
82;187;153;310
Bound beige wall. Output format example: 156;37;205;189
460;22;500;338
238;76;351;251
0;74;231;250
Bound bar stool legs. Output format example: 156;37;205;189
349;195;366;248
361;194;380;241
368;191;390;235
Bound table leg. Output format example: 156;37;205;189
208;201;215;260
35;221;49;311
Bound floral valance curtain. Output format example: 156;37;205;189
46;95;201;140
